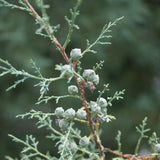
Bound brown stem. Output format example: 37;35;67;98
23;0;69;64
105;148;158;160
78;80;105;159
73;61;105;159
23;1;105;159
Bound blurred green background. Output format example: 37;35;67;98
0;0;160;158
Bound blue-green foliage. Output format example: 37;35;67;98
0;0;160;159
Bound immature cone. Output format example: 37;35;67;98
64;108;76;120
68;85;78;95
82;69;96;81
76;109;87;119
67;141;78;154
79;136;90;147
54;107;64;117
70;48;82;61
97;97;108;108
58;119;69;131
90;101;101;114
82;69;99;85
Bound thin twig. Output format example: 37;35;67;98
105;148;158;160
23;1;105;159
73;61;105;159
23;0;69;63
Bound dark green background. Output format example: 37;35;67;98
0;0;160;158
